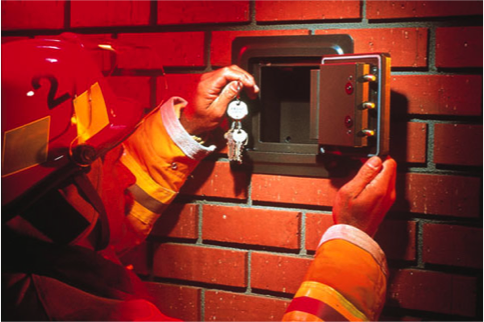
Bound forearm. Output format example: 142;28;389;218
118;97;215;250
283;225;388;321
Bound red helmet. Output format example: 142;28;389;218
2;35;144;211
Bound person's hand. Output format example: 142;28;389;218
332;156;397;237
179;65;259;136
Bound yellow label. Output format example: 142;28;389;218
73;82;109;143
2;116;50;176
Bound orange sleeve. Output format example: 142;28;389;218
283;224;388;321
117;97;215;251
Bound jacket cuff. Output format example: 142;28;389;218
160;97;216;160
319;224;388;277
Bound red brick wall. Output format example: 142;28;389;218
3;1;482;320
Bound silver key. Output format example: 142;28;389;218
232;128;248;144
225;129;237;162
225;81;249;163
225;121;248;163
227;100;248;121
232;127;248;162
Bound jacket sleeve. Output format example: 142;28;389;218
282;224;388;321
118;97;215;249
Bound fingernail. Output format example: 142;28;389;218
226;81;239;98
243;74;253;86
367;156;381;170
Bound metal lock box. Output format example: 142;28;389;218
231;36;391;177
315;53;391;157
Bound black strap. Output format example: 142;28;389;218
2;229;148;301
73;173;110;251
2;164;81;224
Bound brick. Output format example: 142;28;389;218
205;290;290;321
160;73;203;107
158;1;249;25
180;161;249;200
395;173;481;217
374;220;417;261
423;223;483;269
436;27;483;68
433;124;483;166
305;213;334;251
107;76;152;108
73;33;114;45
151;203;199;240
211;30;309;67
202;205;301;249
1;1;65;30
367;1;483;20
251;252;312;294
391;75;482;116
119;242;150;276
153;243;247;287
316;28;428;68
255;1;361;22
145;282;201;321
390;122;427;164
71;1;150;27
251;174;347;207
117;32;205;69
388;269;478;317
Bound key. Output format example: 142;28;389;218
232;128;248;163
225;121;248;163
232;128;248;145
227;100;248;121
227;81;249;121
224;128;237;161
225;81;249;163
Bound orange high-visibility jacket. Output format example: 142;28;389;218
2;97;212;321
282;224;388;321
114;97;216;252
4;97;387;321
123;97;388;321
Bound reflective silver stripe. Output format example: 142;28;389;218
160;97;216;160
319;224;388;277
128;184;168;215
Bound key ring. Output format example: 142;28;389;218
236;80;242;103
231;120;242;130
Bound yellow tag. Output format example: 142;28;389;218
73;82;110;143
2;116;50;176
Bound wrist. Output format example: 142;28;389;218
179;109;209;144
334;218;378;238
179;109;196;135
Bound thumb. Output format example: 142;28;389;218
212;81;240;110
347;156;383;195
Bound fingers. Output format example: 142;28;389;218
187;65;259;135
365;157;397;202
224;65;258;92
206;65;259;99
203;65;259;119
371;157;397;190
381;157;397;201
333;156;397;237
212;80;240;111
345;156;383;196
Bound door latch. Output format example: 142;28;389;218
312;53;391;157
